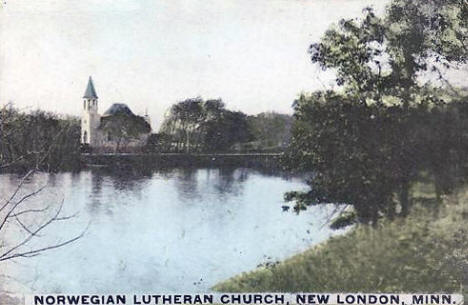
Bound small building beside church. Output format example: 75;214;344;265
81;76;151;152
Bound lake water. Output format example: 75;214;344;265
0;167;337;293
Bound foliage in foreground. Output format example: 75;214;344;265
286;92;468;226
284;0;468;226
213;189;467;293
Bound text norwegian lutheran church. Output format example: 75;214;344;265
31;293;461;305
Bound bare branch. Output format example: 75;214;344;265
9;205;51;217
55;211;80;221
432;64;465;98
0;184;47;232
0;223;89;262
0;199;66;260
14;215;41;237
0;156;25;169
320;205;350;229
0;169;35;214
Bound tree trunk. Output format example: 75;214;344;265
434;174;443;204
400;179;410;216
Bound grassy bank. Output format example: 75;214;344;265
213;186;467;294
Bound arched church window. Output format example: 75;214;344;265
83;100;86;110
83;131;88;143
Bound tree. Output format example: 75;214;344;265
286;92;400;225
285;0;467;227
247;112;293;151
144;133;174;153
202;110;252;152
309;1;467;104
160;98;205;152
160;98;252;152
0;104;81;172
99;113;151;152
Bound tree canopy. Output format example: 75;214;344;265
159;98;252;152
0;105;81;172
247;112;293;151
99;112;151;152
285;0;468;227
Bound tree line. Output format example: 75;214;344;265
0;100;293;171
0;105;81;172
149;97;292;153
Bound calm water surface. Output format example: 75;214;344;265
1;167;337;293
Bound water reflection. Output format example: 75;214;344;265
1;167;335;294
173;168;200;202
87;166;259;204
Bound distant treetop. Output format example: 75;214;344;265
102;103;135;117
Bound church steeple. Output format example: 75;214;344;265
81;76;100;146
83;76;98;99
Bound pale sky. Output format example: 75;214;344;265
1;0;391;128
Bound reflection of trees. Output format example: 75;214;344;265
88;172;104;213
173;167;252;202
84;168;153;215
212;167;248;197
86;166;297;211
91;171;103;195
173;168;200;202
91;167;152;194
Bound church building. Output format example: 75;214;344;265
81;77;151;152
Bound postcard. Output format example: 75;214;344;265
0;0;466;304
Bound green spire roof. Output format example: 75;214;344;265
83;76;98;99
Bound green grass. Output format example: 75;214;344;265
213;186;467;294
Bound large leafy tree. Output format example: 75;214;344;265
160;98;205;152
160;98;252;152
100;113;151;152
286;0;467;226
203;110;252;152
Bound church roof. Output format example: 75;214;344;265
83;76;98;99
102;103;135;117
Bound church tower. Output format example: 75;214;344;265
81;76;100;146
